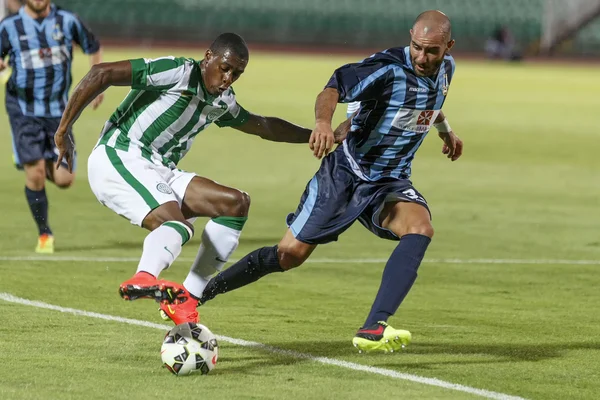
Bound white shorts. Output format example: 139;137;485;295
88;145;196;226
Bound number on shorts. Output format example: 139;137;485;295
402;189;421;201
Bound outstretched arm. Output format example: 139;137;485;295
233;113;312;143
55;61;132;171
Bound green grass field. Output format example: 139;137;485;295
0;47;599;400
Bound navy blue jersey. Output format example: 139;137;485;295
0;5;100;117
327;46;455;181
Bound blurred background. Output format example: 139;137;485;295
3;0;600;58
3;0;598;58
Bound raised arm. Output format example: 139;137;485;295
233;113;312;143
54;61;132;171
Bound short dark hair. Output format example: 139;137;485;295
209;33;249;59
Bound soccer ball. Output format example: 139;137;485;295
161;322;218;376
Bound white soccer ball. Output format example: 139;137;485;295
160;322;218;376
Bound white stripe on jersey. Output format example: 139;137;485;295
347;101;361;115
129;93;182;143
151;95;202;150
161;105;212;160
147;64;186;88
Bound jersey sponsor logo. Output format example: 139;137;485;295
417;110;434;125
408;86;428;93
20;45;69;69
391;108;440;133
156;182;173;194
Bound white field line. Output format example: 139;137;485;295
0;292;526;400
0;255;598;265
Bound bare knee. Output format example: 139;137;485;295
25;163;46;191
221;190;250;217
54;175;75;189
405;222;434;239
142;201;193;233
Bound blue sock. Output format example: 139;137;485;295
200;246;283;303
25;186;52;236
363;234;431;328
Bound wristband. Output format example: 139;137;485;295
433;118;452;133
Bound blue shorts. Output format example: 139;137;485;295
6;94;75;170
286;146;430;244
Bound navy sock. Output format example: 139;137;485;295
25;187;52;236
363;234;431;328
200;245;284;303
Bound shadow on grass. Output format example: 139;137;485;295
57;240;142;252
254;340;600;367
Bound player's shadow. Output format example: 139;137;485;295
239;236;284;247
209;354;305;375
268;340;600;367
409;341;600;362
56;236;282;252
57;240;141;252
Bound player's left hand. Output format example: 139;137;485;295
439;131;463;161
55;129;75;173
91;93;104;110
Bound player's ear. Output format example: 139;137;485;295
204;49;213;62
446;39;455;52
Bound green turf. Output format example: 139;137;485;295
0;48;599;400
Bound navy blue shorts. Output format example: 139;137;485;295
6;95;75;170
286;147;430;244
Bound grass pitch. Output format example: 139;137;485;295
0;47;599;399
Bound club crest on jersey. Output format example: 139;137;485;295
52;24;64;41
442;73;449;96
206;108;226;122
391;109;440;133
156;183;173;194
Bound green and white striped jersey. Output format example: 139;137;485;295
96;56;249;168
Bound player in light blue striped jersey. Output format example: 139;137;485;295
199;11;464;353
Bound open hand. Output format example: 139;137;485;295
439;131;463;161
55;128;75;172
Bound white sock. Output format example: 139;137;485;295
183;219;243;298
137;221;194;277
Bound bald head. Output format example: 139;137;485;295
408;10;454;77
413;10;452;42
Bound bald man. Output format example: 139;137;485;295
181;11;463;353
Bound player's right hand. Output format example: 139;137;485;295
309;122;335;159
55;128;75;173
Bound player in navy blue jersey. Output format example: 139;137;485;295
0;0;102;253
169;10;462;352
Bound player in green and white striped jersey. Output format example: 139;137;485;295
54;33;325;325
